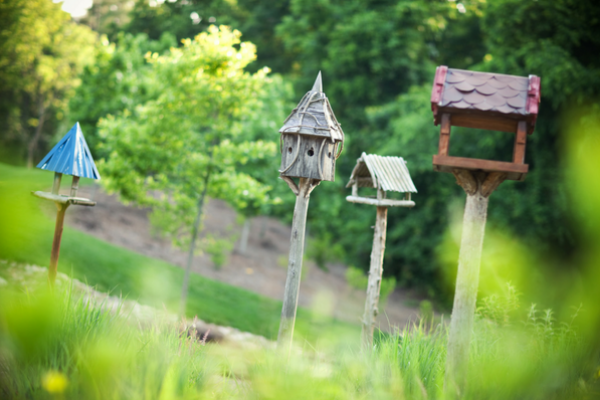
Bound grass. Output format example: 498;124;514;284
0;281;596;400
0;162;358;340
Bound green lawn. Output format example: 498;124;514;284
0;163;358;340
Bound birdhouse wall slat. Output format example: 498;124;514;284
280;134;336;181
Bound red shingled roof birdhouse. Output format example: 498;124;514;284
430;66;541;181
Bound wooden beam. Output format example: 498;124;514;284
278;178;317;350
438;114;451;156
362;206;387;350
32;191;96;206
346;196;415;208
433;155;528;181
513;121;527;164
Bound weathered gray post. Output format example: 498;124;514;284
277;72;345;349
32;122;100;284
345;152;417;349
429;66;541;389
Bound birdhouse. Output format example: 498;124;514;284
32;122;100;283
34;122;100;203
430;66;541;181
346;153;417;207
279;72;344;182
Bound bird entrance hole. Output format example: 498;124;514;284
328;151;332;158
288;147;293;154
307;148;314;157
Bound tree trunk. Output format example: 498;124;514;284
362;206;388;350
278;178;317;349
239;219;250;254
445;170;505;392
27;100;46;169
179;167;211;317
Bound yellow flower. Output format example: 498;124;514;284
42;371;68;394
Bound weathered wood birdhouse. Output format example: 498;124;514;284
345;152;417;349
33;122;100;283
279;72;344;182
346;152;417;207
431;66;541;181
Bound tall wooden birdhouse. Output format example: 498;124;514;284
431;66;541;181
345;152;417;349
32;122;100;283
279;72;344;182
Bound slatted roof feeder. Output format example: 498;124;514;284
431;66;541;181
346;152;416;207
279;72;344;182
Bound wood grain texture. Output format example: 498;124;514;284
438;113;451;156
433;155;528;181
49;203;68;284
278;178;318;350
280;134;336;181
345;196;415;208
362;206;387;350
445;190;489;390
32;191;96;206
512;121;528;164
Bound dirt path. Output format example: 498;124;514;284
66;185;421;331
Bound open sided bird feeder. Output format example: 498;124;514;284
431;66;541;181
430;67;541;388
346;153;417;349
277;72;345;348
32;122;100;284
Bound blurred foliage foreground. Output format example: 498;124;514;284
0;272;597;399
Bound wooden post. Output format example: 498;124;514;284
278;177;318;349
445;170;505;391
513;121;527;164
49;203;68;284
362;205;388;350
438;114;451;156
52;172;62;195
70;176;80;197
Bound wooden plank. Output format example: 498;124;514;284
362;206;387;350
32;191;96;206
278;178;316;349
433;155;528;176
346;196;415;208
438;114;451;156
512;121;527;164
439;109;522;133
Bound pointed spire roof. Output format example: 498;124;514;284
36;122;101;180
279;71;344;143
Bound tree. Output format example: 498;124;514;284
0;0;96;166
69;31;176;156
98;26;279;315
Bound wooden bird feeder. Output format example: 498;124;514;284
346;153;417;349
431;66;541;181
32;122;100;284
277;72;345;349
430;67;541;389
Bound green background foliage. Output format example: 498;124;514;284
1;0;599;306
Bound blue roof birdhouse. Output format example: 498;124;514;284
37;122;100;180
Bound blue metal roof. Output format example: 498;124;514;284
36;122;101;180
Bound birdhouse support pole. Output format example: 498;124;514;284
362;205;388;350
445;170;505;390
278;177;319;349
49;203;69;284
